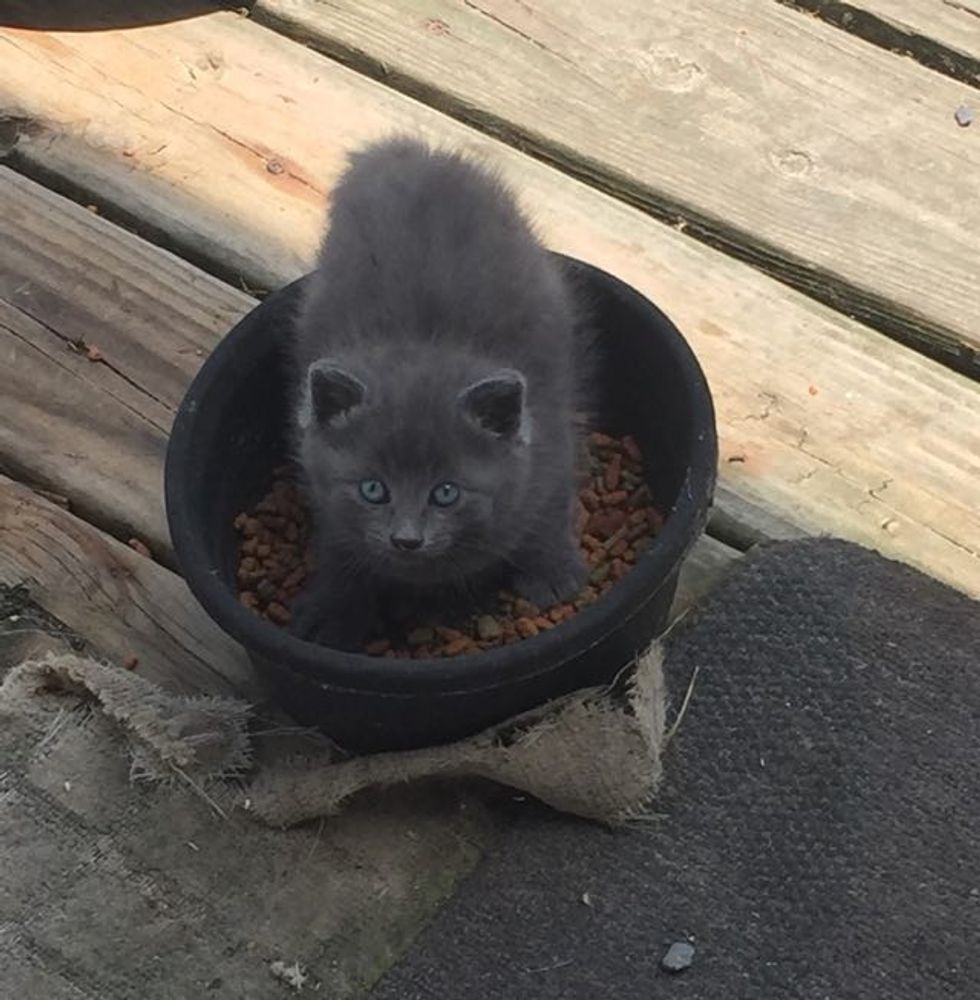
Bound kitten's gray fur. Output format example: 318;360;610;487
291;137;590;648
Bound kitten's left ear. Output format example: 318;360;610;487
298;359;367;430
459;369;528;442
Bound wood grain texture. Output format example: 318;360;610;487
0;475;257;698
0;167;252;558
252;0;980;367
0;22;977;593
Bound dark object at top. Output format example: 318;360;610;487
165;255;717;752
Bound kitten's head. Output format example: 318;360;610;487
297;355;532;584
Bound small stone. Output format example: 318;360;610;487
476;614;502;641
266;602;292;625
954;104;974;127
407;626;435;647
661;941;695;973
514;617;539;638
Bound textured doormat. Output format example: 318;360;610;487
368;538;979;1000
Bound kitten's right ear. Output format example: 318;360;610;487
298;360;366;430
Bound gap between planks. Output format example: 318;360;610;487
774;0;980;86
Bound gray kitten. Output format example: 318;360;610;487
291;137;589;648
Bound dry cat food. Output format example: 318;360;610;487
234;433;663;657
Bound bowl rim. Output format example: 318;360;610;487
165;254;717;695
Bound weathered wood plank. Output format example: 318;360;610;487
0;27;977;594
785;0;980;79
0;166;252;558
251;0;980;369
0;475;257;697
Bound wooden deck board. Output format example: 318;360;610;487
252;0;980;368
0;22;978;595
0;167;252;558
0;475;257;698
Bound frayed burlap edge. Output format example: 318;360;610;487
0;647;666;826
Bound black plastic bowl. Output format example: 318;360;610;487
165;256;717;752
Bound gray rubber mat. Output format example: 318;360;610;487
370;539;979;999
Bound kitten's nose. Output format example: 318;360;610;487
390;532;423;551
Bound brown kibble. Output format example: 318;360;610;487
515;617;539;638
266;602;292;625
627;484;652;508
365;639;391;656
589;431;617;450
242;517;261;537
435;625;465;643
85;344;103;362
256;578;277;602
442;636;475;657
256;543;272;558
603;490;628;507
122;654;139;671
611;558;628;580
586;508;627;539
604;452;622;492
610;537;629;558
622;435;642;464
581;533;603;552
241;538;258;556
234;512;248;530
127;537;152;559
589;563;611;586
282;565;306;590
580;488;600;512
240;591;259;609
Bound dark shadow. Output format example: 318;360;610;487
0;1;254;31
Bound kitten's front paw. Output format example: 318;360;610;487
513;550;588;608
287;587;373;651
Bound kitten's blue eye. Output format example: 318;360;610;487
359;479;389;504
430;482;460;507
